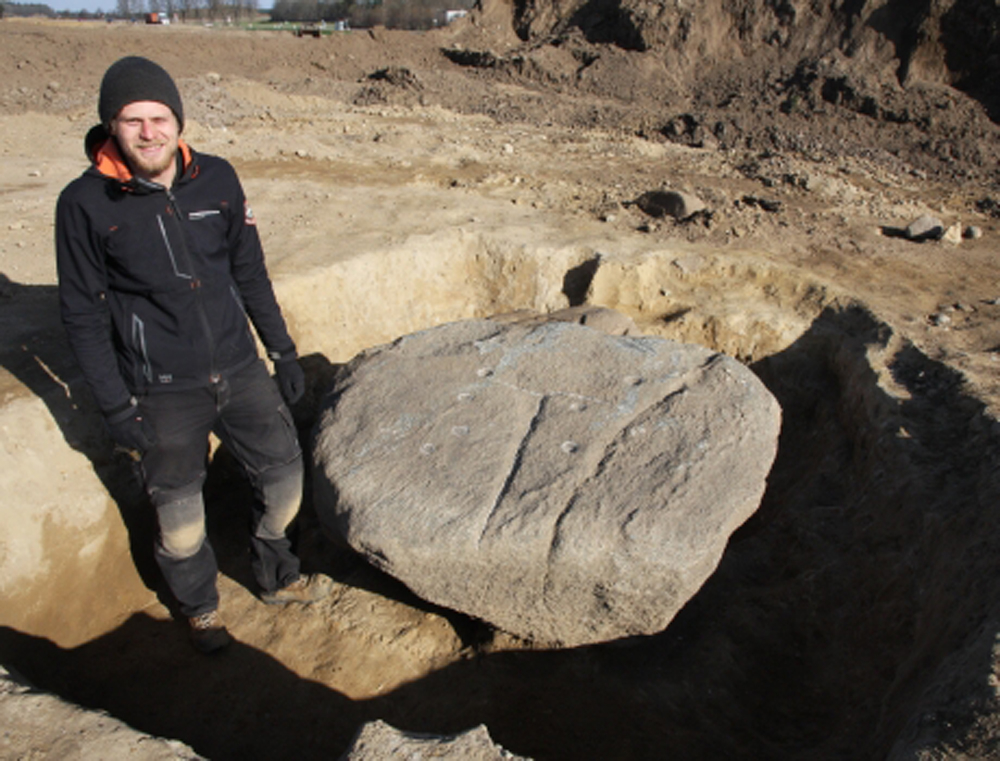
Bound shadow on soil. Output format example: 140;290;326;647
3;292;1000;759
0;277;160;588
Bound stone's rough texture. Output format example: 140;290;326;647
905;214;945;241
942;223;963;244
636;189;706;220
313;318;781;646
0;666;203;760
340;720;528;760
493;305;638;336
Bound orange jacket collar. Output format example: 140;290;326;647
93;137;192;184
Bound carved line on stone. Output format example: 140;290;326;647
542;490;583;619
477;393;546;546
539;393;644;587
537;376;701;625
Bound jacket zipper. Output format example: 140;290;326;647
164;186;220;384
131;313;153;383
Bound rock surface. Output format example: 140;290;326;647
340;720;528;760
635;189;707;220
313;318;781;646
0;666;202;760
906;214;945;241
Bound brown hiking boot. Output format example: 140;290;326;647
260;573;334;606
188;610;232;654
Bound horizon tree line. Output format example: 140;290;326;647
2;0;472;25
270;0;474;29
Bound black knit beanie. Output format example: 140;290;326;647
98;56;184;130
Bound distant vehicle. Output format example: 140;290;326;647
295;21;323;37
144;12;169;24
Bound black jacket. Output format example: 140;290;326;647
56;134;296;416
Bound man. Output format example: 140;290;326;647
56;56;332;654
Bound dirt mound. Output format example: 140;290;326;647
509;0;1000;100
444;0;1000;185
5;4;1000;188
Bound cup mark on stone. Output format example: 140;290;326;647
420;443;436;455
561;440;579;454
452;425;470;437
476;368;493;378
623;375;642;386
457;392;474;402
569;401;587;412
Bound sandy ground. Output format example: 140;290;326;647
3;14;1000;761
4;19;998;402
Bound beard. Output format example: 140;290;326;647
118;137;178;182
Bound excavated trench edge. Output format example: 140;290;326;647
2;242;999;759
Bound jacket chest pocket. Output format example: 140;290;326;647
103;218;189;288
183;207;230;267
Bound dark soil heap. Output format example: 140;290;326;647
447;0;1000;185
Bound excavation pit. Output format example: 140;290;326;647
1;239;998;760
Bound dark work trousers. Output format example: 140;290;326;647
138;360;303;618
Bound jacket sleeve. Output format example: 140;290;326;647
225;168;297;362
55;187;133;416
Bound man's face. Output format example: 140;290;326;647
110;100;180;185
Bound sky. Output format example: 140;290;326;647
41;0;115;13
41;0;125;13
38;0;274;15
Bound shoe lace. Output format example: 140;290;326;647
191;611;220;630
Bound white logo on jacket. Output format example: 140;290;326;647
188;210;221;220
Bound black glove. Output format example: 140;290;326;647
105;402;155;457
274;357;305;406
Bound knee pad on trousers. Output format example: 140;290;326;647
255;456;303;541
154;487;207;560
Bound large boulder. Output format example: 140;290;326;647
313;318;781;646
